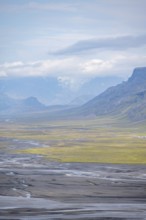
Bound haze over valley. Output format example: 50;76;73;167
0;0;146;219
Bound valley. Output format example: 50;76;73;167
0;116;146;219
1;0;146;218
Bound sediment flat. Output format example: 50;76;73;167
0;155;146;219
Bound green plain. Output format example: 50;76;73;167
0;116;146;164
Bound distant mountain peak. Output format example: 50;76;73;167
129;67;146;82
23;96;42;106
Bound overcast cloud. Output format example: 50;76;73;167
53;35;146;55
0;0;146;81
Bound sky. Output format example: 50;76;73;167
0;0;146;82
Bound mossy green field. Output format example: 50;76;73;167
0;116;146;164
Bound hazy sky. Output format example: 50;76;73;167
0;0;146;80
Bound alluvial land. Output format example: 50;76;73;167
1;116;146;164
0;116;146;219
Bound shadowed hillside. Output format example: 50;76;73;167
78;67;146;121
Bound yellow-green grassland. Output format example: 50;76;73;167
1;116;146;164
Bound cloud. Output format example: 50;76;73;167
0;1;76;13
53;35;146;55
0;58;115;78
81;59;114;74
0;58;79;78
0;52;146;79
27;2;75;12
0;58;112;78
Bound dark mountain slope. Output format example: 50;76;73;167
79;67;146;121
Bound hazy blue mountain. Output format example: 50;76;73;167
78;67;146;121
78;76;123;97
71;76;123;105
19;97;46;112
0;75;123;105
0;93;15;111
0;94;46;113
0;76;63;105
1;67;146;122
70;94;94;105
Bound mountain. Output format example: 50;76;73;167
0;76;123;105
0;93;15;111
78;76;123;97
18;97;46;112
0;76;63;105
1;67;145;122
78;67;146;121
0;94;46;113
71;76;123;105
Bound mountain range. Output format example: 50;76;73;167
0;67;146;122
0;75;123;105
0;94;46;113
78;67;146;121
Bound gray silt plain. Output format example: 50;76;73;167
0;151;146;220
